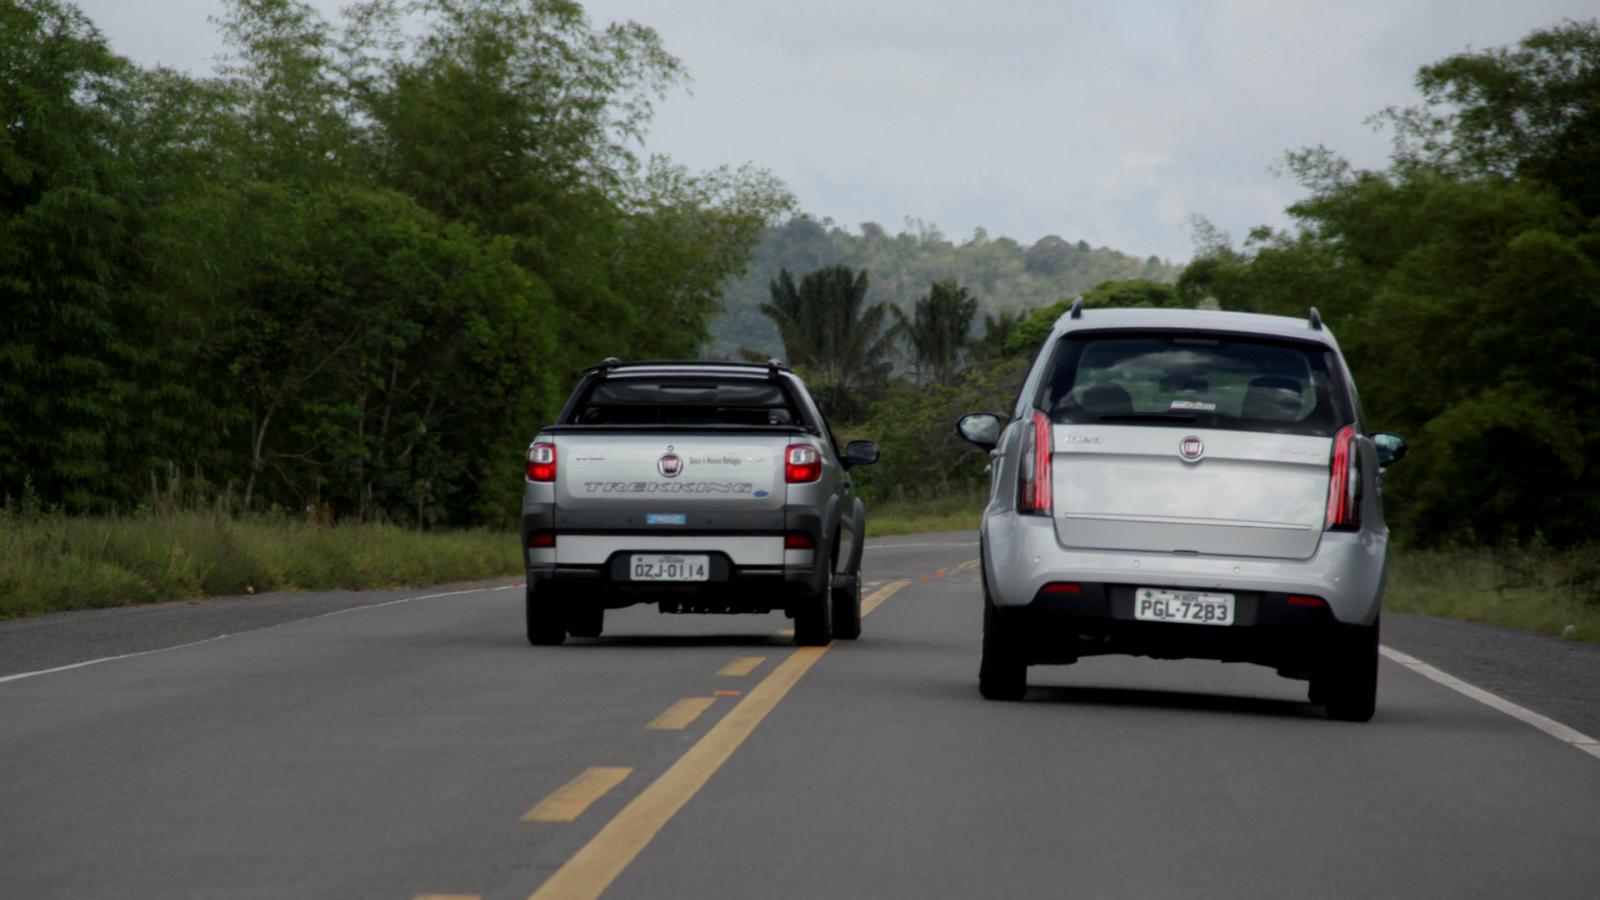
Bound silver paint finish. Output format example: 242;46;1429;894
980;306;1392;629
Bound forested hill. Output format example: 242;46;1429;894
708;217;1182;358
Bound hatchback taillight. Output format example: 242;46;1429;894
1325;425;1360;530
1017;410;1053;515
527;442;557;482
785;445;821;483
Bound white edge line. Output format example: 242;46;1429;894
1380;645;1600;761
0;584;520;687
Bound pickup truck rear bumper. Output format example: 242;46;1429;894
526;558;821;614
522;507;831;613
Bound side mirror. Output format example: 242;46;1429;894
1372;432;1408;467
842;439;880;468
957;413;1004;450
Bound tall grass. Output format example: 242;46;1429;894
866;489;987;538
1385;544;1600;643
0;508;520;619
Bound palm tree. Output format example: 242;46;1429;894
893;279;978;386
756;266;893;418
970;308;1021;362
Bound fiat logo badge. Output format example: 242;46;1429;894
1179;436;1205;463
657;449;683;477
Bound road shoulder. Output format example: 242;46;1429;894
1384;612;1600;740
0;576;522;679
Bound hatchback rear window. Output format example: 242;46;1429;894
571;379;801;426
1038;332;1351;436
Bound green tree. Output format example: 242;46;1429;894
757;266;893;419
0;0;202;510
1002;278;1182;357
1180;20;1600;545
971;309;1021;362
893;279;979;386
1382;19;1600;216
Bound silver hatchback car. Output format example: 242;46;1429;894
958;303;1407;720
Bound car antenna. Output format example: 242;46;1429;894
1308;307;1323;331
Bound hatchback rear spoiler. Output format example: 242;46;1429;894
584;358;792;381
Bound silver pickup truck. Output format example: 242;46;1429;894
521;359;879;646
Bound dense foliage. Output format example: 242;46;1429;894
1;0;790;525
712;216;1180;358
1179;20;1600;546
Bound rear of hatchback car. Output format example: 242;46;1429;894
962;306;1406;720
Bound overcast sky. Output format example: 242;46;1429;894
76;0;1597;262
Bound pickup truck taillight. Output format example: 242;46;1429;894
527;442;557;482
1325;425;1360;530
1017;410;1052;515
785;445;821;483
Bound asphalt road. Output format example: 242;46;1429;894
2;533;1598;899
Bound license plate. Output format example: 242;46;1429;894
1134;588;1235;626
630;554;709;582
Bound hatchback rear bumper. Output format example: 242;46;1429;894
982;514;1386;628
985;581;1369;673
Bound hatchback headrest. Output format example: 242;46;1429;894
1081;383;1134;415
1242;375;1303;421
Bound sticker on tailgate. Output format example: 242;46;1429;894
583;481;755;495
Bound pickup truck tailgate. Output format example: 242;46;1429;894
553;433;788;514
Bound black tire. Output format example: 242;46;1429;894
567;601;604;639
1316;618;1379;722
525;582;567;646
793;568;833;646
830;572;863;640
979;601;1027;701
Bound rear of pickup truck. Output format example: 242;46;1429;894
521;361;873;646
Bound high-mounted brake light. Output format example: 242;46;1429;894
1017;410;1053;515
1325;425;1360;530
785;445;821;483
527;442;557;482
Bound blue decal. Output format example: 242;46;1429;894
646;513;687;526
752;490;770;498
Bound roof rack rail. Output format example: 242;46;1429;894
1308;307;1323;331
1069;297;1085;319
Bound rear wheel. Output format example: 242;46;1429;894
979;601;1027;701
793;568;834;646
830;572;862;640
525;582;567;646
1315;618;1379;722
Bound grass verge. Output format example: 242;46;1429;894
1385;545;1600;643
0;510;520;619
8;506;1596;645
866;491;985;538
